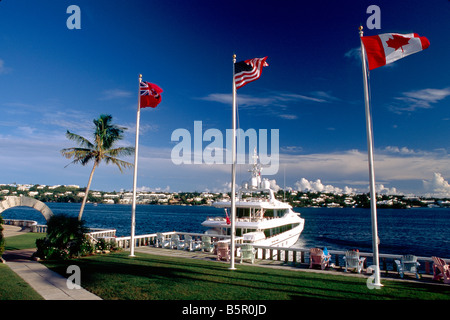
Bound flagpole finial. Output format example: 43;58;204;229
359;25;364;37
139;74;142;80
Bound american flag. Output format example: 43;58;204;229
139;81;163;108
234;57;268;90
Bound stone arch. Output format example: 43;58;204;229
0;196;54;221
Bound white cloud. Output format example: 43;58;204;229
268;179;281;192
383;146;418;155
343;186;357;195
423;173;450;198
200;93;274;107
276;146;450;196
295;178;346;194
137;185;171;192
279;114;298;120
375;184;399;195
199;90;339;119
280;146;303;153
0;59;11;74
278;92;328;103
99;89;133;100
294;177;399;195
344;47;361;61
389;87;450;113
345;47;395;68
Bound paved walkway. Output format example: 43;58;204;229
2;225;102;300
2;225;26;237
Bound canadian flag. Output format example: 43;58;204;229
361;33;430;70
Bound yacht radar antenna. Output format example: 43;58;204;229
249;148;262;177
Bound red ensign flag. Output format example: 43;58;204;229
140;81;163;108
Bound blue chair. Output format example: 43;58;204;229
395;254;420;279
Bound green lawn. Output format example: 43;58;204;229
0;232;45;300
4;232;45;251
2;233;449;301
42;251;450;300
0;264;43;300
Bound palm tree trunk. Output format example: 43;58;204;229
78;161;98;221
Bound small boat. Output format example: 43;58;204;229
202;151;305;247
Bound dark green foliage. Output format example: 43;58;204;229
35;214;93;259
94;237;118;252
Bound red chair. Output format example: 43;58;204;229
432;256;450;284
216;242;230;262
309;248;331;270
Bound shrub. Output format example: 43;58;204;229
35;214;93;260
95;237;118;252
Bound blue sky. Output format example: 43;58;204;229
1;0;449;197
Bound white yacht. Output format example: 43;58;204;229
202;152;305;247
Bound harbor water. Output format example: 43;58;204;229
2;203;450;259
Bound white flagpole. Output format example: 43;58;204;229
229;54;237;270
130;73;142;257
359;26;382;288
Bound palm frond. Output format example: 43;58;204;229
61;148;96;167
94;114;127;150
103;156;134;173
60;147;92;158
65;131;94;149
105;146;135;158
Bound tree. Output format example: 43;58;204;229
61;114;134;220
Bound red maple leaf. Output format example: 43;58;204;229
386;34;410;52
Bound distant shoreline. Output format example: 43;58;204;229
2;183;450;209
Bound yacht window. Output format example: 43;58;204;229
264;209;274;218
237;208;250;218
263;223;300;238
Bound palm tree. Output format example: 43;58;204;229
61;114;134;221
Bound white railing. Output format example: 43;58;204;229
113;230;450;277
1;219;116;240
2;218;38;227
236;244;450;275
5;219;447;276
2;219;48;233
114;231;236;249
87;228;117;239
32;224;48;233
